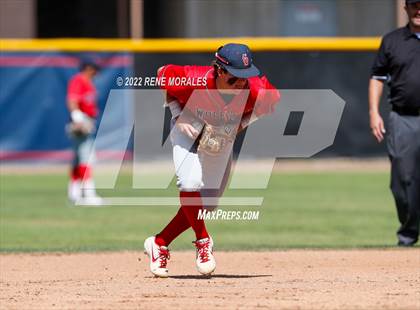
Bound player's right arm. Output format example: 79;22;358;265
158;65;200;139
67;76;88;124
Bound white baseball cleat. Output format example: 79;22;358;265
144;236;170;278
79;195;104;206
80;179;104;206
68;180;82;203
193;237;216;275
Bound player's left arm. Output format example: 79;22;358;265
237;112;259;133
238;76;280;132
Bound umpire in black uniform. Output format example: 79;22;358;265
369;0;420;246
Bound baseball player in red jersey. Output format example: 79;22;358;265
66;61;103;205
144;43;280;277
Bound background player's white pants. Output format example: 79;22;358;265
70;133;95;166
170;123;232;210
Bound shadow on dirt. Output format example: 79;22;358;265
168;274;272;280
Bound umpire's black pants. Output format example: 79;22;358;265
387;111;420;245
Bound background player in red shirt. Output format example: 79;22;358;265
144;43;280;277
66;61;103;205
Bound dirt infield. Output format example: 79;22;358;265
1;249;419;310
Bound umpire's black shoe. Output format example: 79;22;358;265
397;234;417;247
397;240;415;247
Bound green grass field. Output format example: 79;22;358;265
0;170;403;252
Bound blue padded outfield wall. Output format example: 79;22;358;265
0;52;133;160
1;50;389;160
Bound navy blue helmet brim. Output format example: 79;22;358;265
224;64;260;78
